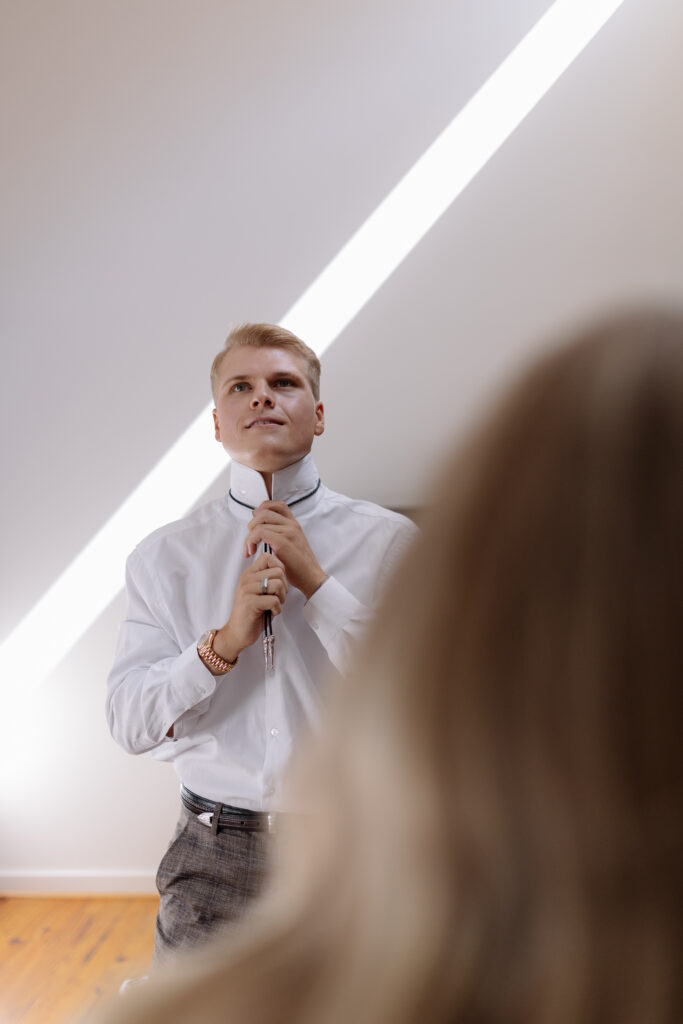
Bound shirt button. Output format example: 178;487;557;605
310;621;319;630
270;727;279;737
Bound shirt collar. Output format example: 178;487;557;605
228;453;322;514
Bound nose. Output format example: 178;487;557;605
250;385;274;408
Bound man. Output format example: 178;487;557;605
106;323;417;962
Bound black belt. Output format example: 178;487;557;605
180;785;278;834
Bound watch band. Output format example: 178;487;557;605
197;630;238;675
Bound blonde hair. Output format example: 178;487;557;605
210;323;322;400
108;310;683;1024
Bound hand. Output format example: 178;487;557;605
245;501;328;600
213;551;288;661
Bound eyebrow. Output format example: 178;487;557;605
221;370;304;389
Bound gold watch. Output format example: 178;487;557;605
197;630;238;675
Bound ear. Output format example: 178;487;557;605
314;401;325;437
213;409;221;442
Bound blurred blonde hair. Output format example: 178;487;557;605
109;309;683;1024
210;322;322;400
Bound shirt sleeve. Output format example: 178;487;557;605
303;517;419;675
302;575;371;675
105;548;219;754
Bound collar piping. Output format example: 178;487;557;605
229;478;321;512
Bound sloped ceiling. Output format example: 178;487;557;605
2;0;682;633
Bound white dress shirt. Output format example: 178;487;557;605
106;454;417;811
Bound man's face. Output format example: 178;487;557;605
212;346;325;474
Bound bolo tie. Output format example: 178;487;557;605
229;478;322;671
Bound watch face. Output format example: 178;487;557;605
198;630;215;648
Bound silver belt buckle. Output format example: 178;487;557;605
197;811;213;828
266;813;276;834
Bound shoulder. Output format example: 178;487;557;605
319;487;419;538
131;495;234;564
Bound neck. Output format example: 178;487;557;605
260;471;273;498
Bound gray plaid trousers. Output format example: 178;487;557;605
153;805;271;964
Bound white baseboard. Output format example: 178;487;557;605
0;870;157;896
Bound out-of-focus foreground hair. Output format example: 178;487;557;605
210;322;322;400
107;309;683;1024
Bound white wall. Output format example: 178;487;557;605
2;0;682;892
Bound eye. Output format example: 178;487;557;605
231;381;250;393
274;378;295;388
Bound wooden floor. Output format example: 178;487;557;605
0;896;158;1024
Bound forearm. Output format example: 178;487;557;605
303;576;373;675
211;623;245;666
106;635;218;754
304;521;419;673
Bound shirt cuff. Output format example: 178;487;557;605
166;640;219;739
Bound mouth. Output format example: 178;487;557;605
247;417;284;428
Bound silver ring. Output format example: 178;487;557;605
261;577;269;594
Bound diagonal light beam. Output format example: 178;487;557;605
0;0;625;690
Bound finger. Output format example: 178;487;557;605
252;595;283;616
255;574;287;597
255;500;295;519
247;511;294;533
258;553;286;571
255;565;286;581
251;506;290;521
260;570;288;589
245;541;264;558
247;550;286;569
245;527;289;559
256;587;287;606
